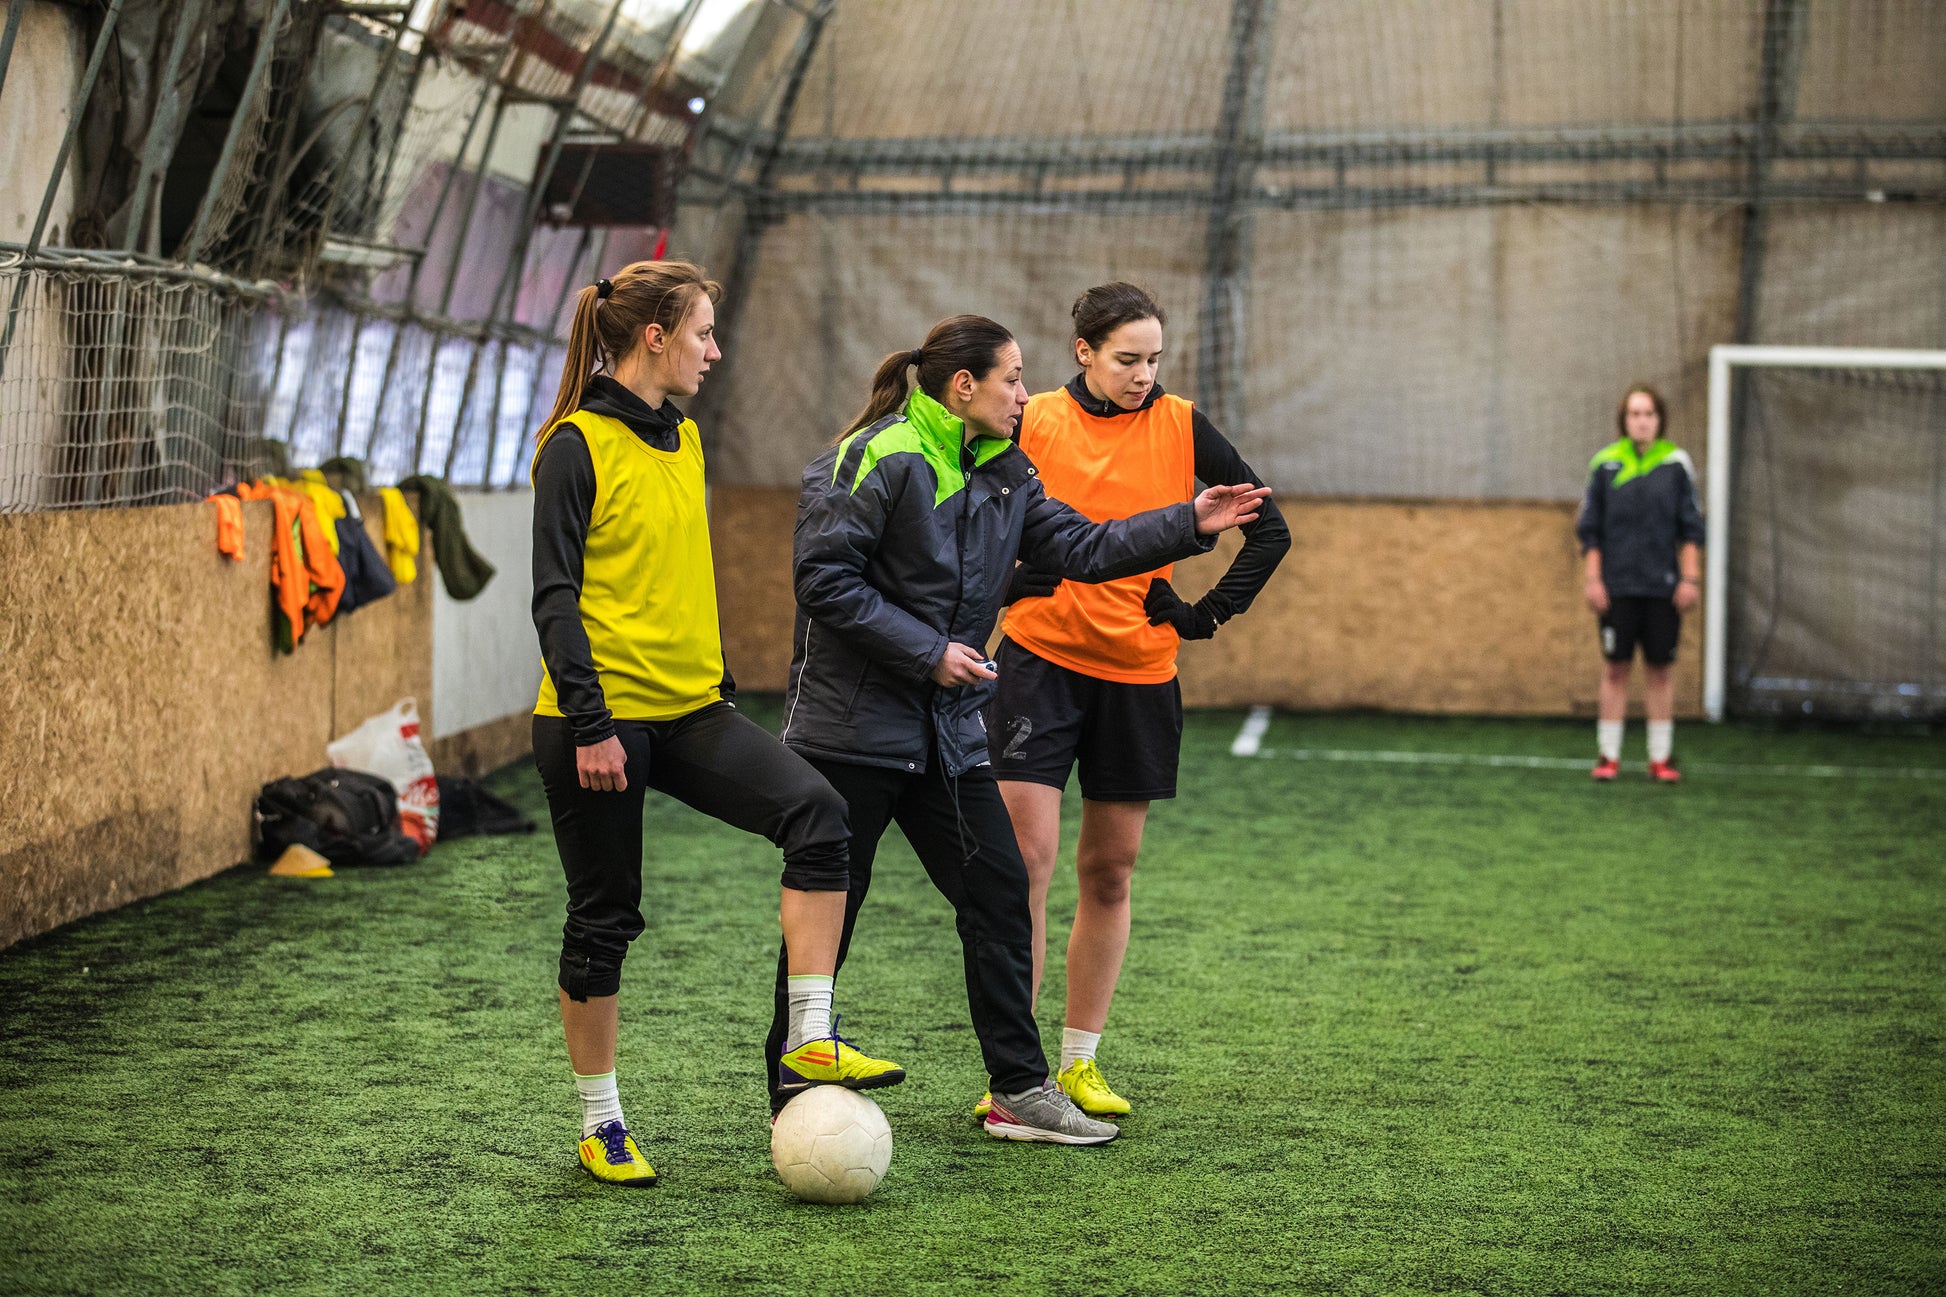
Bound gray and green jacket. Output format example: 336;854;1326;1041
783;389;1213;777
1575;437;1706;598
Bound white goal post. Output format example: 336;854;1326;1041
1704;344;1946;722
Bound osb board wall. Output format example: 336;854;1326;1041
710;486;802;693
706;487;1703;718
1167;498;1703;716
0;496;431;948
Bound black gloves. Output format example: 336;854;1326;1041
1005;564;1062;604
1144;577;1219;640
1006;568;1220;641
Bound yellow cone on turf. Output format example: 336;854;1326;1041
269;844;334;877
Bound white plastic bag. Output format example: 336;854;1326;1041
327;697;440;854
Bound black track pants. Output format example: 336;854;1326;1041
762;758;1048;1107
534;705;850;1001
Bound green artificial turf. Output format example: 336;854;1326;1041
3;706;1943;1296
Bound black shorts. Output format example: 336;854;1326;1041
1600;595;1681;666
984;637;1183;802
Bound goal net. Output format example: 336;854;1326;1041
1705;346;1946;722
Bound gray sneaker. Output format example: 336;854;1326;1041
985;1080;1120;1145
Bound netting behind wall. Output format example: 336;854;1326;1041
694;0;1946;502
1728;366;1946;720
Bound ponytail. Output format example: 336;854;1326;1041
535;286;607;451
533;259;722;459
842;316;1015;438
846;348;922;435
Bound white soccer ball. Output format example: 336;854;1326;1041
770;1086;892;1204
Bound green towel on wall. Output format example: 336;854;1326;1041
321;456;370;494
398;475;496;601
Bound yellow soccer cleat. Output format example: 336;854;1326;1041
578;1120;658;1186
777;1017;906;1094
1057;1057;1132;1117
972;1090;992;1119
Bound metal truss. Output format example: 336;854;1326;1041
701;120;1946;216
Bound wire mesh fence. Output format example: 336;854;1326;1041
0;252;285;510
0;249;570;511
0;0;783;510
2;0;1941;538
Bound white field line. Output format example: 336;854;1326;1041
1229;705;1273;757
1245;745;1946;781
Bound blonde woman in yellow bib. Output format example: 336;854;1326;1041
528;261;901;1187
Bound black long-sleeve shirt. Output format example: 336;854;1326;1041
1058;373;1291;621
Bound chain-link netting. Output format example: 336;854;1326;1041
1;0;784;508
1729;364;1946;720
0;255;286;510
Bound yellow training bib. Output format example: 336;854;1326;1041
535;408;724;723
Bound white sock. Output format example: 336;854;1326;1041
786;974;834;1050
1060;1027;1101;1072
1648;720;1674;764
1597;719;1624;762
574;1070;624;1138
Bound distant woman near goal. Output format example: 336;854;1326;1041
1575;384;1705;782
985;282;1291;1119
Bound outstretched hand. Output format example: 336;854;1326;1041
1193;483;1272;536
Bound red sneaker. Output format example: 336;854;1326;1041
1647;759;1681;784
1591;757;1620;781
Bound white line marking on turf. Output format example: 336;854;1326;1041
1230;705;1273;757
1248;747;1946;781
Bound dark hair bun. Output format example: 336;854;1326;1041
1072;281;1166;348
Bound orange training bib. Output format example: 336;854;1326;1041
1001;387;1196;684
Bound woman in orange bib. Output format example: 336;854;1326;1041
986;282;1291;1119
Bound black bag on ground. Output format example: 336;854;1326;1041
434;775;536;840
254;769;421;867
